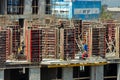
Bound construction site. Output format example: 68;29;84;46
0;0;120;80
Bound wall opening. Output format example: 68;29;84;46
32;0;38;14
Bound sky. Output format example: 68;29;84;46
102;0;120;7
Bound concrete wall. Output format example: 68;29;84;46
62;67;73;80
24;0;32;15
117;64;120;80
91;66;104;80
38;0;45;16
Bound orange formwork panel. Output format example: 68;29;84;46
6;28;12;59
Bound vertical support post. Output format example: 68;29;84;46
24;0;32;15
29;68;41;80
91;66;104;80
62;67;73;80
0;70;4;80
117;64;120;80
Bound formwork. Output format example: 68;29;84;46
25;29;42;62
60;28;76;60
105;20;116;41
0;30;7;63
73;20;82;54
41;28;58;59
115;26;120;58
6;28;12;60
82;21;90;40
104;20;117;57
8;25;21;56
88;27;106;57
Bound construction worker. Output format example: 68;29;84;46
81;40;88;59
58;19;64;29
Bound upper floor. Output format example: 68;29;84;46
0;0;51;15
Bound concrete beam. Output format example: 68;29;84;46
24;0;32;15
117;64;120;80
0;70;4;80
91;66;104;80
62;67;73;80
29;68;40;80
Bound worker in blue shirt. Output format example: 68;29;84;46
82;40;88;59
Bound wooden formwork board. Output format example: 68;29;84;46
73;20;82;53
88;27;106;57
25;29;31;62
7;25;21;55
106;23;116;41
82;22;90;40
41;28;58;59
115;26;120;58
60;28;76;60
6;28;12;59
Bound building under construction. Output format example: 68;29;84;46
0;0;120;80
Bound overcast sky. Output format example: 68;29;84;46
102;0;120;7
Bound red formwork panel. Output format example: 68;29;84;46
41;28;58;59
29;29;42;62
88;27;106;57
0;30;7;63
6;28;12;59
60;28;76;60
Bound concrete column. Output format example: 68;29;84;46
62;67;73;80
29;68;41;80
0;70;4;80
91;66;104;80
24;0;32;15
117;64;120;80
38;0;45;16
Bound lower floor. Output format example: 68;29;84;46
0;63;119;80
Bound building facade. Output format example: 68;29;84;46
0;0;101;20
51;0;101;20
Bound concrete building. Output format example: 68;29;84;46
51;0;101;20
107;7;120;21
0;0;120;80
